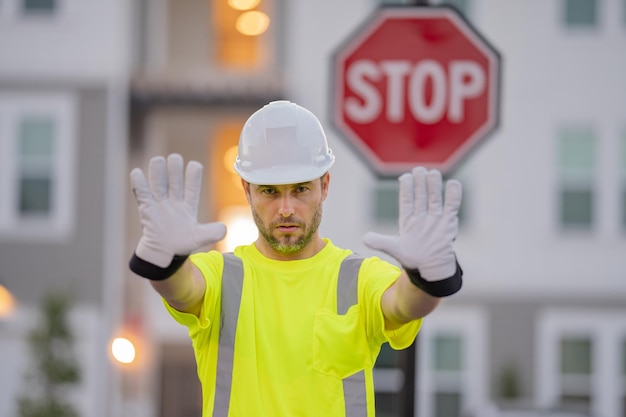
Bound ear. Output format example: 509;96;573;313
321;172;330;201
241;179;252;204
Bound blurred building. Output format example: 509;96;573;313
1;1;625;417
0;0;131;416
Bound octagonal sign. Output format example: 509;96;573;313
331;5;501;177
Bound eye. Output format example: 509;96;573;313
295;185;309;193
260;188;276;195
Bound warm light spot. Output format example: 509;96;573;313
224;145;244;187
218;206;258;252
0;284;16;318
223;145;239;174
228;0;260;11
236;11;270;36
111;337;136;364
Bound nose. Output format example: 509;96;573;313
278;195;295;217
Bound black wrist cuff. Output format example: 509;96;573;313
404;261;463;297
129;253;189;281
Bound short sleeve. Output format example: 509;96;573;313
162;251;224;333
358;257;422;351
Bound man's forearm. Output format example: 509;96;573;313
149;258;206;316
382;272;442;328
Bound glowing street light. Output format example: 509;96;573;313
236;11;270;36
228;0;261;11
0;284;16;319
111;337;136;364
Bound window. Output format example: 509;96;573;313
211;0;272;70
372;181;399;224
439;0;470;17
558;128;595;229
559;337;593;414
537;310;626;417
18;117;55;215
0;93;76;241
435;334;463;372
164;0;276;76
564;0;597;27
22;0;56;14
433;334;463;417
417;307;488;417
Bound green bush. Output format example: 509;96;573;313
17;293;81;417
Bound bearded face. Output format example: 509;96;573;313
244;175;329;258
251;201;323;255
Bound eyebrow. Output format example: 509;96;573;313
255;181;314;188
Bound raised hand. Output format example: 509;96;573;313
363;167;462;282
130;154;226;277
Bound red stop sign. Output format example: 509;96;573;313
331;6;501;177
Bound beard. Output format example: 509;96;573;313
252;203;323;255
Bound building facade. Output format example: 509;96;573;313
0;0;131;416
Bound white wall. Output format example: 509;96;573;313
461;0;626;297
0;0;132;80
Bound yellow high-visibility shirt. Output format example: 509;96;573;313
164;239;422;416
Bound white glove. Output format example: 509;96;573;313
130;153;227;270
363;167;462;281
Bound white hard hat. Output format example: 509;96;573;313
234;100;335;185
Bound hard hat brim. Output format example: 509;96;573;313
234;160;334;185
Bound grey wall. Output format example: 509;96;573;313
0;87;109;306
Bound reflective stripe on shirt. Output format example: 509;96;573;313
213;253;244;417
337;254;367;416
215;252;367;417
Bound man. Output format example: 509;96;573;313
129;100;463;416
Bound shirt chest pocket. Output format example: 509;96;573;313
312;306;373;379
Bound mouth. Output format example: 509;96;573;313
274;222;301;233
276;225;299;232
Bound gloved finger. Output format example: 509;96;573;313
363;231;397;255
192;222;227;248
184;160;204;212
443;179;463;216
167;154;184;200
148;156;168;201
130;168;152;206
426;169;443;215
412;167;428;215
398;172;413;229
